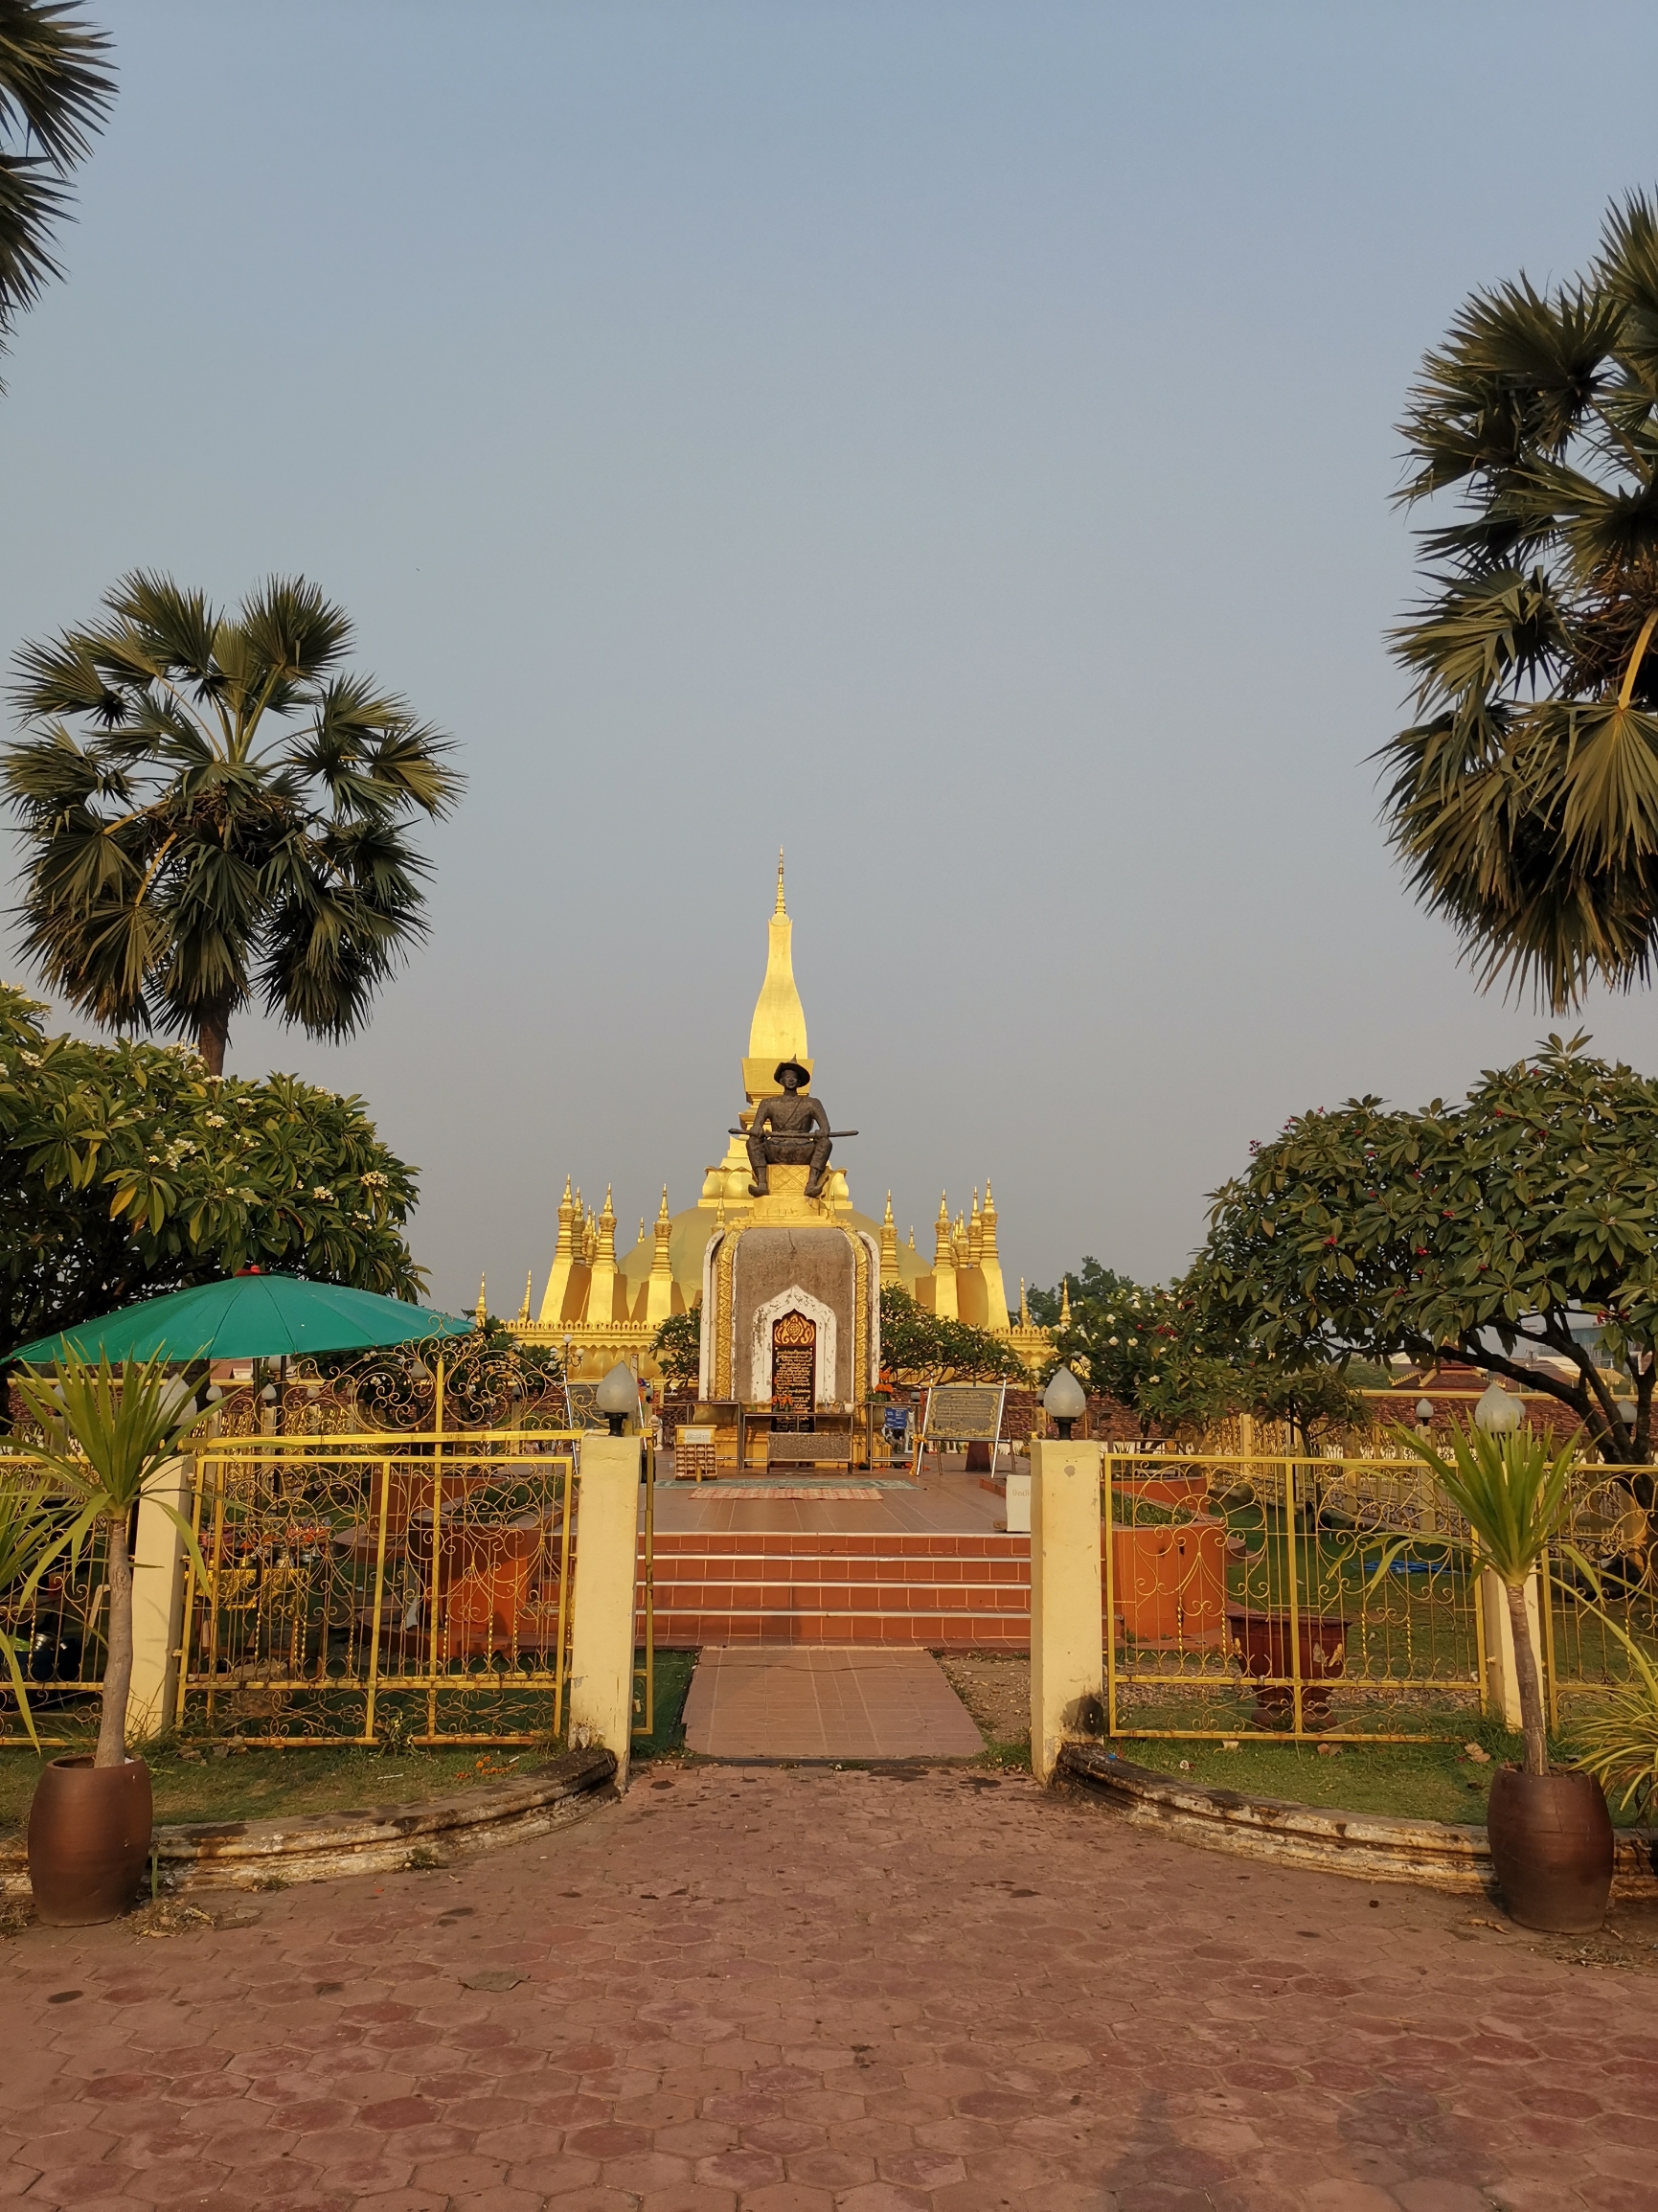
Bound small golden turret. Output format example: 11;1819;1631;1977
474;1274;488;1329
978;1178;1010;1330
879;1192;899;1287
647;1185;676;1326
933;1192;958;1320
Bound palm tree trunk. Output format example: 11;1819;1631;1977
95;1511;133;1768
1505;1578;1550;1779
196;1006;230;1077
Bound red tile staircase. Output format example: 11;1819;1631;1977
639;1529;1033;1650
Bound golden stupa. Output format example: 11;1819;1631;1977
508;857;1049;1380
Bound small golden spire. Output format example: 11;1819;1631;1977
517;1270;533;1325
1019;1276;1031;1327
775;847;786;914
878;1190;899;1285
475;1273;488;1328
1058;1277;1072;1328
657;1184;671;1221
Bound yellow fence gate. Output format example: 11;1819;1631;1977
1102;1451;1658;1744
1;1330;656;1750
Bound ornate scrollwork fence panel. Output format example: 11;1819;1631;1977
0;1452;108;1747
176;1428;581;1746
1103;1453;1484;1743
1546;1468;1658;1726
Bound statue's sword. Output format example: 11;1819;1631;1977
729;1129;858;1138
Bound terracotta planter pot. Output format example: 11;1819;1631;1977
1226;1607;1351;1729
1117;1475;1210;1511
1487;1767;1613;1933
1111;1519;1227;1648
27;1756;153;1926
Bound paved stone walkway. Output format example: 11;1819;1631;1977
1;1763;1653;2210
681;1650;986;1761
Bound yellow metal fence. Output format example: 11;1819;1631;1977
2;1427;656;1749
1102;1453;1658;1744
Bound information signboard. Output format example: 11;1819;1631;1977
920;1382;1006;1446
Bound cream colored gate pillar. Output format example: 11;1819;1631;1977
127;1455;193;1742
567;1433;642;1789
1479;1565;1545;1731
1030;1436;1104;1782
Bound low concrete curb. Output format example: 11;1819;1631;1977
1;1745;619;1899
1058;1743;1658;1901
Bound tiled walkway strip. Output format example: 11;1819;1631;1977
681;1648;988;1761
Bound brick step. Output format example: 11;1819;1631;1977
646;1610;1032;1651
646;1580;1031;1615
647;1533;1029;1558
645;1558;1031;1587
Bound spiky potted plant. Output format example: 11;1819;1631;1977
1569;1612;1658;1826
11;1354;208;1926
1388;1421;1612;1932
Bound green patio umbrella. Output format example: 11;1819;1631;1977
9;1272;473;1367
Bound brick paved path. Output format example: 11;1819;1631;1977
2;1764;1653;2211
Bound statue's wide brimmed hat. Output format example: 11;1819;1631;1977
774;1059;811;1086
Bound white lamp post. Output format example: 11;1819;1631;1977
1474;1378;1521;1436
1043;1366;1086;1442
596;1360;635;1438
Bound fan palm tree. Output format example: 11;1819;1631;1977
4;572;463;1073
1383;191;1658;1012
0;0;115;362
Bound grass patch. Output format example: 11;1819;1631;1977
0;1732;549;1839
1113;1717;1647;1827
0;1643;694;1834
631;1648;695;1763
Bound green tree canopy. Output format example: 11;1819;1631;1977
0;983;424;1363
1385;191;1658;1011
650;1304;702;1393
1037;1258;1369;1447
1190;1036;1658;1464
5;572;463;1072
0;1;114;365
878;1284;1025;1388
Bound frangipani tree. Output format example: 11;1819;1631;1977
0;984;425;1363
1191;1038;1658;1469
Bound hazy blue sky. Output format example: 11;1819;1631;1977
6;2;1658;1314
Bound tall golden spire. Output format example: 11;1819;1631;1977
1058;1276;1072;1329
744;854;808;1101
474;1273;488;1328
